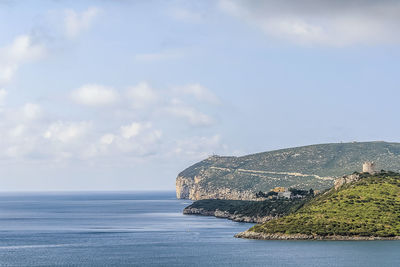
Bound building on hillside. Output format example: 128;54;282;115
266;187;310;199
271;187;286;193
362;161;376;174
278;190;292;199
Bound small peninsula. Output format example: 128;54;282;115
236;171;400;240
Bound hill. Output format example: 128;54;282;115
183;198;308;223
236;171;400;240
176;141;400;200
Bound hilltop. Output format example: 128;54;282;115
236;171;400;240
176;141;400;200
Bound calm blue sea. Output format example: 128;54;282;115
0;191;399;266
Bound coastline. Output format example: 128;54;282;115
184;206;400;241
235;230;400;241
183;207;275;224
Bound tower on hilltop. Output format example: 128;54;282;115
362;162;376;174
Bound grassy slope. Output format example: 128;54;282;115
250;172;400;237
179;141;400;193
185;198;307;218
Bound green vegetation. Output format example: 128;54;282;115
179;141;400;194
256;191;278;198
250;172;400;237
185;198;308;218
255;188;313;198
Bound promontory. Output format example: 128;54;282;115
236;171;400;240
176;141;400;201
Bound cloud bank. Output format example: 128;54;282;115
0;78;224;164
219;0;400;46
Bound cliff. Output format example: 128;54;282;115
176;141;400;200
176;175;256;200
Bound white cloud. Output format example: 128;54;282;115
22;103;42;120
0;35;46;85
120;122;146;139
218;0;400;46
166;100;214;126
44;121;91;143
124;81;219;127
0;89;7;106
115;81;219;127
116;125;162;156
126;82;158;109
0;79;223;164
8;124;25;138
71;84;118;106
64;7;100;38
5;145;32;158
2;35;45;62
92;122;163;158
173;84;219;104
100;134;115;145
172;134;225;159
143;129;163;144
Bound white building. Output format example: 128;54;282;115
278;190;291;199
362;162;376;174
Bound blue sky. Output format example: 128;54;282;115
0;0;400;191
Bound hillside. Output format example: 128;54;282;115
236;172;400;240
183;198;308;223
176;141;400;200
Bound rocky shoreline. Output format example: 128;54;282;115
234;230;400;241
184;208;400;241
183;207;275;224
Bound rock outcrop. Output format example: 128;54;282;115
176;175;257;200
183;207;275;223
235;230;400;240
334;173;361;190
176;176;193;199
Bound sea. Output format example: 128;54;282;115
0;191;399;267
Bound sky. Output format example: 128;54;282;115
0;0;400;191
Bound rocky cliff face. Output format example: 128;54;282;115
176;175;257;200
334;173;361;190
175;176;193;199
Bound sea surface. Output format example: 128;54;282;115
0;191;399;266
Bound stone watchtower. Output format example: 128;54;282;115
362;161;376;174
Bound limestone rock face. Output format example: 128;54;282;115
176;175;257;200
175;176;193;199
334;174;361;190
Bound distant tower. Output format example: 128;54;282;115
362;162;376;174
